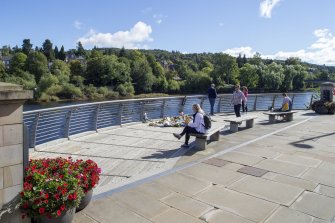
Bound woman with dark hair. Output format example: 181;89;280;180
173;104;207;147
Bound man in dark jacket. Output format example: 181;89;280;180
208;84;217;115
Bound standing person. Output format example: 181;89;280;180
231;84;246;117
173;104;207;147
241;86;248;114
208;83;217;115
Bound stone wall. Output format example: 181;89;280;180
0;83;32;223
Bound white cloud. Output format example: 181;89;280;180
222;29;335;65
153;14;167;24
260;0;281;18
74;20;83;30
77;21;153;49
222;46;256;58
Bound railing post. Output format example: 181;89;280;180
217;96;222;113
93;104;101;132
253;95;258;111
272;95;277;108
140;101;145;122
180;96;187;112
118;103;123;126
291;94;295;109
161;99;166;118
64;109;73;139
30;112;40;148
309;94;314;108
200;96;205;108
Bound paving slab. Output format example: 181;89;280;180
237;166;268;177
160;192;213;218
254;159;309;177
82;198;152;223
202;209;254;223
314;184;335;199
291;191;335;221
218;151;265;166
262;172;318;191
151;209;204;223
132;181;173;200
179;163;245;187
228;176;304;206
196;186;278;222
237;146;281;159
154;172;212;196
202;157;230;167
112;188;170;219
72;212;97;223
301;167;335;188
264;206;314;223
275;154;322;167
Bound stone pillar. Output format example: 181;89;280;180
320;82;334;102
0;83;32;223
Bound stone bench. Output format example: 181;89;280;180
223;115;258;133
263;111;297;124
189;126;222;150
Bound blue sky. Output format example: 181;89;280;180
1;0;335;65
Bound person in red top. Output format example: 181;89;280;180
242;86;248;114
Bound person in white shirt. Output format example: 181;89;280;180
173;104;207;147
231;85;246;117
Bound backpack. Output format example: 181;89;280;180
203;114;212;129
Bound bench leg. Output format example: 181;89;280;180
269;115;276;124
195;137;206;150
209;131;220;141
287;113;293;121
230;123;239;132
246;119;254;128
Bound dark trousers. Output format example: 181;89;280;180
180;126;200;145
209;98;216;115
234;104;241;117
242;101;248;113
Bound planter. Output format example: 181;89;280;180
34;208;75;223
76;189;93;212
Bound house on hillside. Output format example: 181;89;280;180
65;53;85;64
0;55;13;69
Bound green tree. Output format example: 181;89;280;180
42;39;55;61
76;41;86;57
22;39;33;55
58;46;66;61
211;53;239;85
263;62;284;91
239;63;259;88
25;51;49;83
9;52;27;73
0;62;7;81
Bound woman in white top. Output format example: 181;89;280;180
231;84;246;117
173;104;207;147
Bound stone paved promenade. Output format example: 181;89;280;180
31;111;335;222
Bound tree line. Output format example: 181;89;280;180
0;39;334;102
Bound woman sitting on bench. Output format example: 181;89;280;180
173;104;207;147
274;93;292;112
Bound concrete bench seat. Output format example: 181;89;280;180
223;115;258;133
189;126;222;150
263;111;297;124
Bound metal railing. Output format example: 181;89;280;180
23;92;317;148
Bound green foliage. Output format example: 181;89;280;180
239;63;259;88
22;39;33;55
25;52;49;83
42;39;55;61
116;82;135;96
10;52;27;73
5;71;36;90
183;71;212;93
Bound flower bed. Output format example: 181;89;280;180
148;114;192;127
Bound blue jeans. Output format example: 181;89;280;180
209;98;216;115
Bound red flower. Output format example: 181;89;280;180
57;210;61;216
60;205;65;211
39;207;45;214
